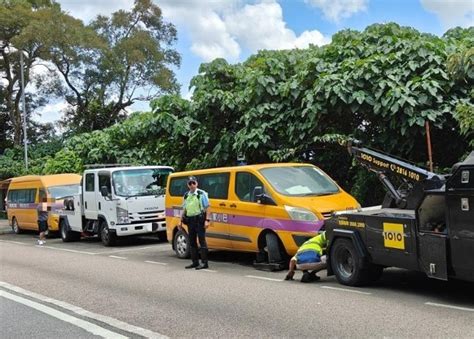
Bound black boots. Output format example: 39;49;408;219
195;248;209;270
186;248;199;269
186;248;209;270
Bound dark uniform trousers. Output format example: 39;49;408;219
188;215;208;265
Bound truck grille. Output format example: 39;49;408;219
128;210;165;224
321;212;333;219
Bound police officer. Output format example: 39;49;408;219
180;176;211;270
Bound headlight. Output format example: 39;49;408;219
285;205;319;222
116;207;129;224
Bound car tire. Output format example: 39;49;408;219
266;232;283;263
60;220;80;242
174;230;190;259
12;217;22;234
100;221;117;247
330;238;369;286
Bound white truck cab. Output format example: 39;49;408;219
60;165;173;246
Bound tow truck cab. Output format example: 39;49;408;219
326;146;474;286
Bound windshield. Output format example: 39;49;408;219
112;168;173;197
259;166;340;197
47;184;81;199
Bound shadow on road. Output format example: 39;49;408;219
369;268;474;306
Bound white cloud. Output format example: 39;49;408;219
305;0;368;22
158;0;330;61
57;0;134;23
420;0;474;28
36;101;70;124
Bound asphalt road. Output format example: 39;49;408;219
1;231;474;338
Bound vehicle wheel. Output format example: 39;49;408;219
60;220;80;242
330;238;369;286
100;221;117;247
266;232;283;263
158;231;167;242
12;217;22;234
174;230;190;259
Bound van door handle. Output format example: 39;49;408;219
230;203;237;208
85;201;88;209
219;203;226;207
98;202;101;210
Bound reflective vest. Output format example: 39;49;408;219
297;232;327;256
184;191;203;217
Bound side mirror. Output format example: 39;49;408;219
100;186;109;198
253;186;264;203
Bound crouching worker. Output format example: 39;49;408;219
284;231;327;282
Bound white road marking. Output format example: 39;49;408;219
0;281;168;338
144;261;168;266
198;269;217;273
245;275;282;282
425;302;474;312
98;246;155;255
320;286;372;295
109;255;127;260
0;290;127;339
0;239;28;246
35;245;96;255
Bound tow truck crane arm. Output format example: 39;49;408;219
346;140;445;209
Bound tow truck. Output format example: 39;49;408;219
326;140;474;285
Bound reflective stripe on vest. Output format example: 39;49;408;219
297;232;327;256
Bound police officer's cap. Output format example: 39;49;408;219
187;176;198;184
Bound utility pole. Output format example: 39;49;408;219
19;51;28;170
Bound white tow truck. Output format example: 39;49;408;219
59;165;173;246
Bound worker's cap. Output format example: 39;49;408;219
187;176;198;185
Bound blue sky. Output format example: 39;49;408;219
39;0;473;123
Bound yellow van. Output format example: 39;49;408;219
6;174;82;233
166;163;359;265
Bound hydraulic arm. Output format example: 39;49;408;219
346;140;445;209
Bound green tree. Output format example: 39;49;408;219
56;0;180;134
0;0;59;145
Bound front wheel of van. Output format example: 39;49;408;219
266;233;283;263
12;217;22;234
174;230;190;259
100;221;117;247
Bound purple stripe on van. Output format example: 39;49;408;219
7;202;64;210
166;208;324;233
6;203;38;209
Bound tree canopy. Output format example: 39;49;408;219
1;23;473;206
0;0;180;145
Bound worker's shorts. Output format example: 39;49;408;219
292;251;327;271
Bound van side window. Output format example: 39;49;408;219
85;173;95;192
98;173;111;193
169;177;188;197
235;172;264;202
198;173;230;199
7;190;18;202
10;189;36;203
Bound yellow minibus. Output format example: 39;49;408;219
6;174;82;233
166;163;359;265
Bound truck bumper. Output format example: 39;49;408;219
114;220;166;236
